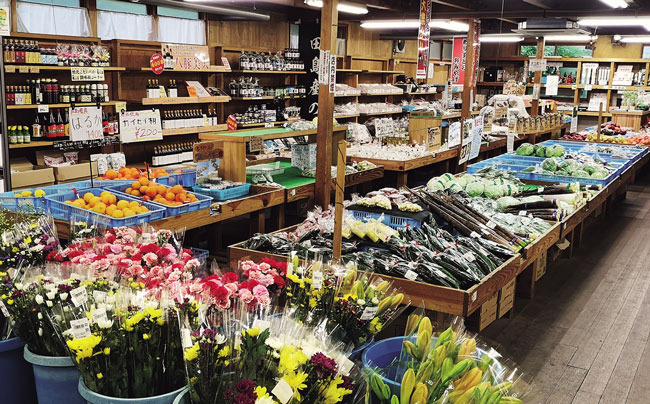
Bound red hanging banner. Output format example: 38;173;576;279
451;21;481;91
416;0;432;79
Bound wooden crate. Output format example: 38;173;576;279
518;222;561;273
498;279;516;318
229;234;520;317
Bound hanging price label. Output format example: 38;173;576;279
70;318;91;339
507;133;516;153
70;286;88;307
91;307;108;324
119;110;163;143
0;300;9;317
312;271;323;290
37;105;49;113
404;269;418;281
92;290;107;303
272;379;294;404
181;328;193;348
360;306;379;320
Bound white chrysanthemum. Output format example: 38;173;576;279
35;295;44;305
60;293;68;301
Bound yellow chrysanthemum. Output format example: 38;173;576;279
323;377;352;404
218;345;230;358
283;372;307;400
184;343;200;361
66;334;102;362
245;328;261;337
278;346;308;374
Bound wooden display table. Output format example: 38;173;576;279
200;126;348;182
611;110;650;131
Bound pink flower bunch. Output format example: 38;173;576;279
199;260;287;311
47;227;200;301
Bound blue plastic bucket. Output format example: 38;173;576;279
171;387;190;404
361;336;408;396
349;338;374;362
0;338;37;404
78;379;187;404
23;345;84;404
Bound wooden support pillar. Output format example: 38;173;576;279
461;19;478;120
531;37;545;116
314;0;338;209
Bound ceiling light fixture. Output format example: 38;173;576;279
578;17;650;28
620;36;650;43
304;0;368;15
479;35;524;43
600;0;628;8
360;20;468;32
544;35;599;42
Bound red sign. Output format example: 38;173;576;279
451;25;480;90
227;115;238;131
416;0;432;80
150;54;164;75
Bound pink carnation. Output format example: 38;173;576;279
143;253;158;266
252;284;269;299
239;289;255;304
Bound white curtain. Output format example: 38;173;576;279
157;16;205;45
17;2;91;36
97;10;154;41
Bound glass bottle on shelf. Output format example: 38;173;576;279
21;126;30;144
239;50;249;70
32;114;42;139
169;80;177;98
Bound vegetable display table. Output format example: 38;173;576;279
611;109;650;131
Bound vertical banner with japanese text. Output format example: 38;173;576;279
416;0;432;79
299;20;321;121
451;21;480;92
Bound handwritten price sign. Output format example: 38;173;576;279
119;110;163;143
69;106;103;141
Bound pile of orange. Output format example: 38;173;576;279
97;167;171;181
65;190;149;219
123;178;198;207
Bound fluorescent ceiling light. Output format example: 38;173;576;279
600;0;628;8
304;0;368;14
578;17;650;28
479;35;524;43
544;35;598;42
360;20;468;32
621;36;650;43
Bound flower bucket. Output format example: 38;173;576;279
361;336;405;397
171;387;190;404
23;345;85;404
78;379;187;404
349;337;374;362
0;338;37;404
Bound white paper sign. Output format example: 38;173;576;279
507;133;516;153
468;118;482;161
545;75;559;96
404;269;418;281
272;379;294;404
71;67;105;82
570;106;578;133
186;81;211;98
318;50;330;85
91;307;108;324
37;105;49;113
428;62;434;79
119;110;163;143
529;59;547;72
69;106;103;141
0;7;10;37
360;306;379;320
312;271;323;290
533;83;541;100
448;121;461;148
181;328;193;348
587;93;607;112
0;300;9;317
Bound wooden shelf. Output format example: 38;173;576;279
9;141;54;149
229;70;306;75
231;95;305;101
578;111;613;117
138;66;230;73
337;69;363;73
477;82;504;86
7;101;122;110
5;65;125;73
407;91;439;95
361;70;405;74
200;125;347;143
334;114;360;119
141;96;231;105
162;125;228;137
359;110;404;116
335;94;360;97
237;119;300;128
359;92;405;96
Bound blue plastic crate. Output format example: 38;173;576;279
45;188;165;227
153;175;171;186
192;183;251;202
107;183;212;217
348;209;423;230
180;169;197;187
168;173;183;186
0;190;48;213
94;179;134;188
467;161;620;186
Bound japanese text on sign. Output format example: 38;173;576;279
69;106;103;141
119;110;163;143
71;67;105;82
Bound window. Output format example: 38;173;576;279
521;45;593;58
97;10;154;41
20;0;78;6
17;2;91;36
157;16;205;45
97;0;146;15
157;6;198;20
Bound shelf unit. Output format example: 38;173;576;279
9;141;55;149
229;70;306;75
7;101;122;110
5;65;126;73
137;66;230;73
161;125;229;137
478;55;650;119
231;95;306;101
141;96;231;105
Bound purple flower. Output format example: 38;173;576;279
310;352;338;378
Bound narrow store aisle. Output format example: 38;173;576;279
481;179;650;404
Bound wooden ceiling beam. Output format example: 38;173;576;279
521;0;550;8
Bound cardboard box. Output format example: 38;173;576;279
498;279;516;318
54;161;99;183
10;157;34;173
36;150;90;166
291;144;317;171
11;167;55;189
408;116;443;151
535;250;548;281
478;293;498;330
